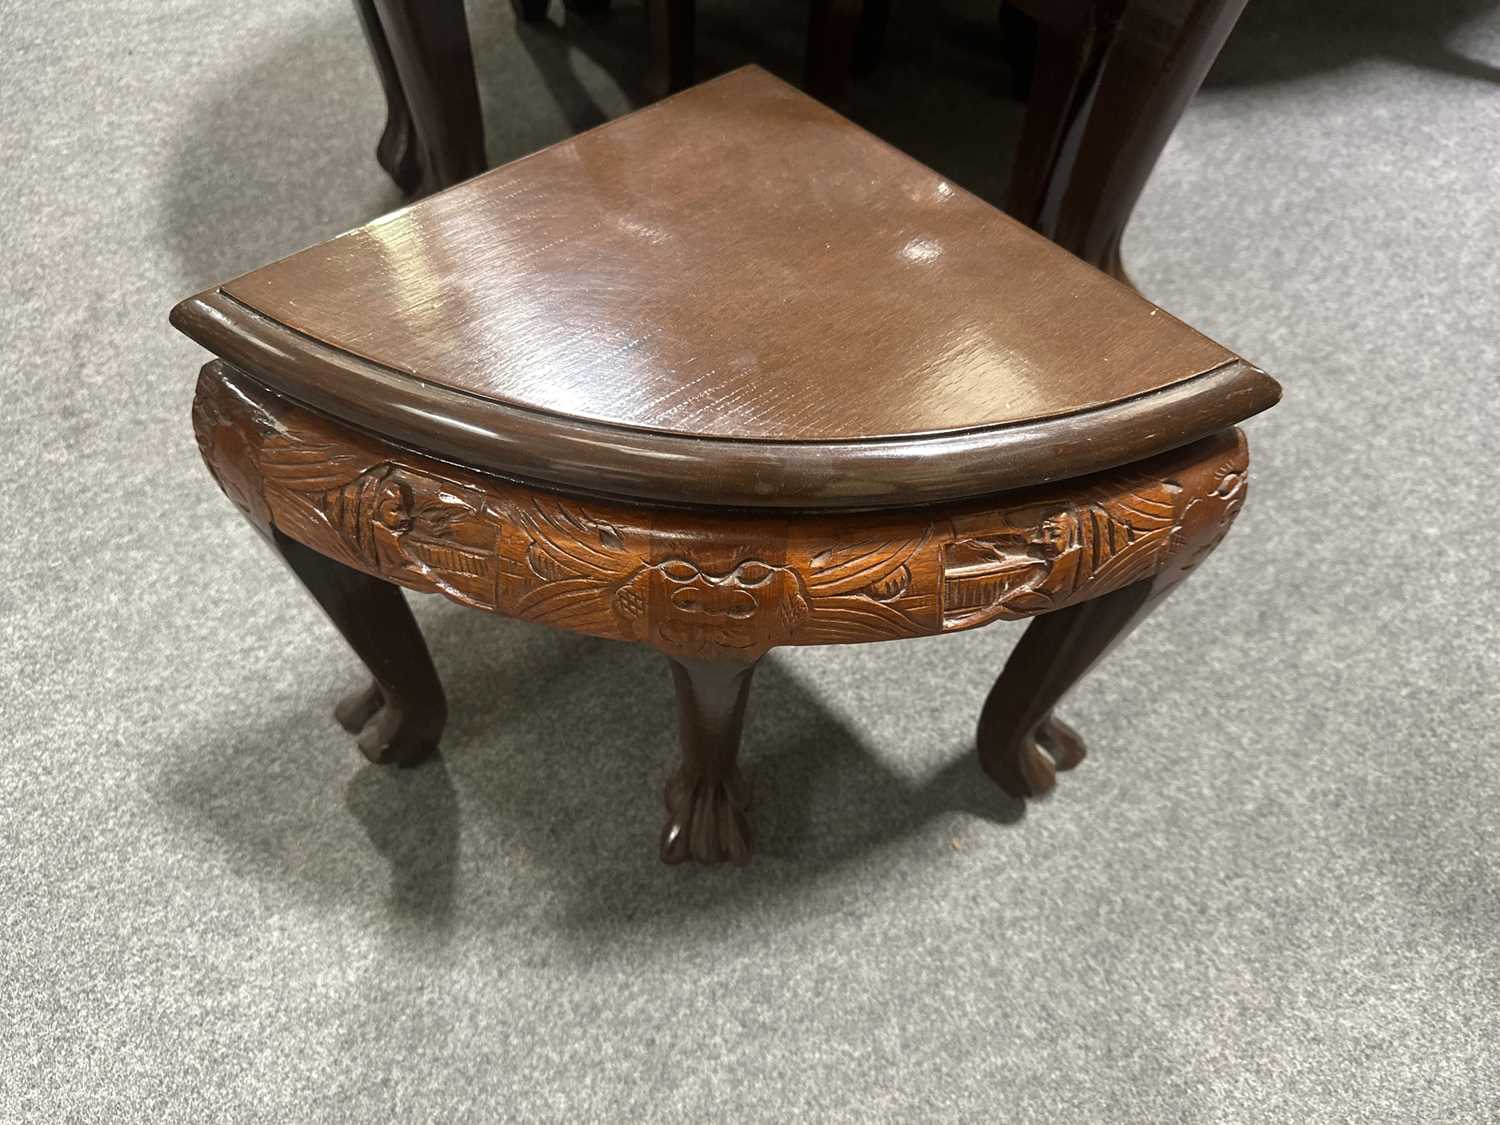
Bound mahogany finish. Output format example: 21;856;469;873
176;71;1278;864
351;0;487;198
1004;0;1250;277
192;361;1250;659
211;69;1237;442
174;69;1276;508
190;363;1257;860
172;286;1272;509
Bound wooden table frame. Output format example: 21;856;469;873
176;66;1278;865
194;361;1253;864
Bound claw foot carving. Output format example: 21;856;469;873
978;713;1087;798
660;768;751;865
335;680;446;767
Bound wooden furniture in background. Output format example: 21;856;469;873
348;0;1249;281
645;0;696;99
1002;0;1250;277
173;68;1278;864
351;0;489;196
350;0;867;197
524;0;867;102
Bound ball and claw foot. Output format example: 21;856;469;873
979;713;1087;798
334;680;445;767
660;768;752;865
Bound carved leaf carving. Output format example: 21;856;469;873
1072;480;1182;593
258;433;382;494
799;532;935;642
194;368;1250;662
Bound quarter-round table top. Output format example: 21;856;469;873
172;66;1278;509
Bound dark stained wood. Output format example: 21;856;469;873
353;0;487;198
662;657;757;864
192;370;448;765
191;360;1257;860
273;532;448;766
978;574;1163;797
1006;0;1249;277
172;67;1278;508
349;0;1243;278
173;288;1275;510
646;0;696;99
804;0;862;103
352;0;422;195
978;423;1247;795
1004;0;1117;232
193;362;1250;663
182;46;1280;862
211;67;1235;442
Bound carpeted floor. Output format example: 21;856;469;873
3;1;1498;1121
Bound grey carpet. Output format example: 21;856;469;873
3;0;1498;1121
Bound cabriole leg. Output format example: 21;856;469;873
368;0;487;196
977;573;1177;798
352;0;422;194
976;428;1252;798
271;531;447;767
660;656;758;865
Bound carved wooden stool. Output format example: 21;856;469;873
172;67;1278;865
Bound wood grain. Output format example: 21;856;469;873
194;362;1250;664
193;66;1247;444
173;288;1276;510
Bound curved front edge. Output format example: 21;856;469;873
173;288;1278;510
192;360;1252;664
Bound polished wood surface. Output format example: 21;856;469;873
173;287;1273;509
215;65;1234;441
181;52;1279;864
351;0;487;198
193;360;1256;860
1005;0;1249;277
175;67;1277;506
214;62;1230;441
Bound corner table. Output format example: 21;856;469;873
173;66;1279;864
